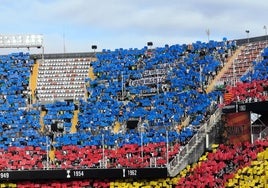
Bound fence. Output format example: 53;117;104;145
260;126;268;139
167;108;222;177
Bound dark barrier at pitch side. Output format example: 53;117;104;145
0;168;167;181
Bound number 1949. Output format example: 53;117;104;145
0;172;9;179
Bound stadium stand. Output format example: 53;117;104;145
176;139;268;187
221;80;268;106
36;58;91;102
0;38;233;172
29;38;233;171
74;39;233;168
222;48;268;106
0;52;48;171
225;147;268;187
2;35;268;187
220;41;268;86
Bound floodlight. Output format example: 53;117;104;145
91;45;97;50
147;42;153;46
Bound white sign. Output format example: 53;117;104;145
0;34;43;48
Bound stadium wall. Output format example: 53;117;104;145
0;168;167;181
222;112;251;145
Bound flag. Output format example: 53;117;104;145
224;91;234;105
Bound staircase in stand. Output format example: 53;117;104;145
113;121;121;133
70;110;79;133
88;64;96;80
29;60;40;104
206;46;245;93
40;110;47;133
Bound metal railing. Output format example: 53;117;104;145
260;126;268;139
167;108;222;177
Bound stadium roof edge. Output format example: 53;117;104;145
30;51;96;60
30;35;268;60
234;35;268;46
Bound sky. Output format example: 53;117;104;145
0;0;267;54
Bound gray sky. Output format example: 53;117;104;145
0;0;267;54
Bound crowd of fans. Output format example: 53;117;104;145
223;47;268;106
2;137;267;187
43;39;234;169
226;145;268;187
0;53;42;151
176;138;268;187
223;80;268;105
4;38;268;187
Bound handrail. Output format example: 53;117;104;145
260;126;268;139
167;107;222;176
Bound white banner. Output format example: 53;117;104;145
0;34;43;48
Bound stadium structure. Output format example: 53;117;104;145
0;33;268;187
